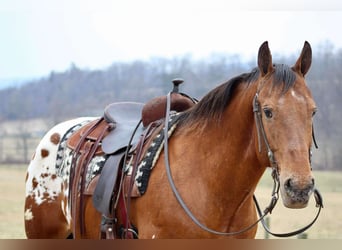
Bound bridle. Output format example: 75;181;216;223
162;87;323;237
252;92;323;237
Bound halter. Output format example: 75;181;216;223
163;87;323;237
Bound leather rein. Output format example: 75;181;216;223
163;91;323;237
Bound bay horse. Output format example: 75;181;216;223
24;41;322;239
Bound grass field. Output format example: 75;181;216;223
254;169;342;239
0;165;26;239
0;164;341;239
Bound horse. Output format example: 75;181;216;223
24;41;321;239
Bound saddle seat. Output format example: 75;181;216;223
102;102;144;154
102;90;195;154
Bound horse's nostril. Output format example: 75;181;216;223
285;178;315;192
285;178;293;190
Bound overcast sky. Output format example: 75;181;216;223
1;0;342;87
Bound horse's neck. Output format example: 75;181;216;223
175;89;265;200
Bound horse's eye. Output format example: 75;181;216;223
312;109;317;117
263;108;273;119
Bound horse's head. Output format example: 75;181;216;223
255;41;316;209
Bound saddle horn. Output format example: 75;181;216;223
141;78;196;127
172;78;184;93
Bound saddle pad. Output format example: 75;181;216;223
130;113;180;195
102;102;144;154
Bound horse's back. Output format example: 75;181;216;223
24;117;95;238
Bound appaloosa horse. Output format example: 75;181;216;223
24;41;322;239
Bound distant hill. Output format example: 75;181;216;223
0;56;248;121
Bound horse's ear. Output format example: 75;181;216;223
292;41;312;76
258;41;274;77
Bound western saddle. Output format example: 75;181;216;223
66;79;196;239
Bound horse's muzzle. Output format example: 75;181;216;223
281;177;315;208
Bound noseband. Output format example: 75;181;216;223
163;89;323;237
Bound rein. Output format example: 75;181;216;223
162;90;323;237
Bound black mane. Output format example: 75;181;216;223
178;64;296;127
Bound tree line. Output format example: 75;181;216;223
0;42;341;170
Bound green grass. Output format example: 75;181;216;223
0;165;341;239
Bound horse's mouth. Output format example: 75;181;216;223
280;187;313;209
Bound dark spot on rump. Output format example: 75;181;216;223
51;174;57;180
41;149;49;158
50;133;61;145
43;192;50;199
41;173;49;178
32;178;38;189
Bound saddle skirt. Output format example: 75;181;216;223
59;108;181;216
63;112;181;198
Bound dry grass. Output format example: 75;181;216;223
0;165;340;239
0;165;26;239
255;169;342;239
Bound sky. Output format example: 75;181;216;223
1;0;342;88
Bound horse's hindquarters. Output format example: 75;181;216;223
24;117;97;238
24;194;71;238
